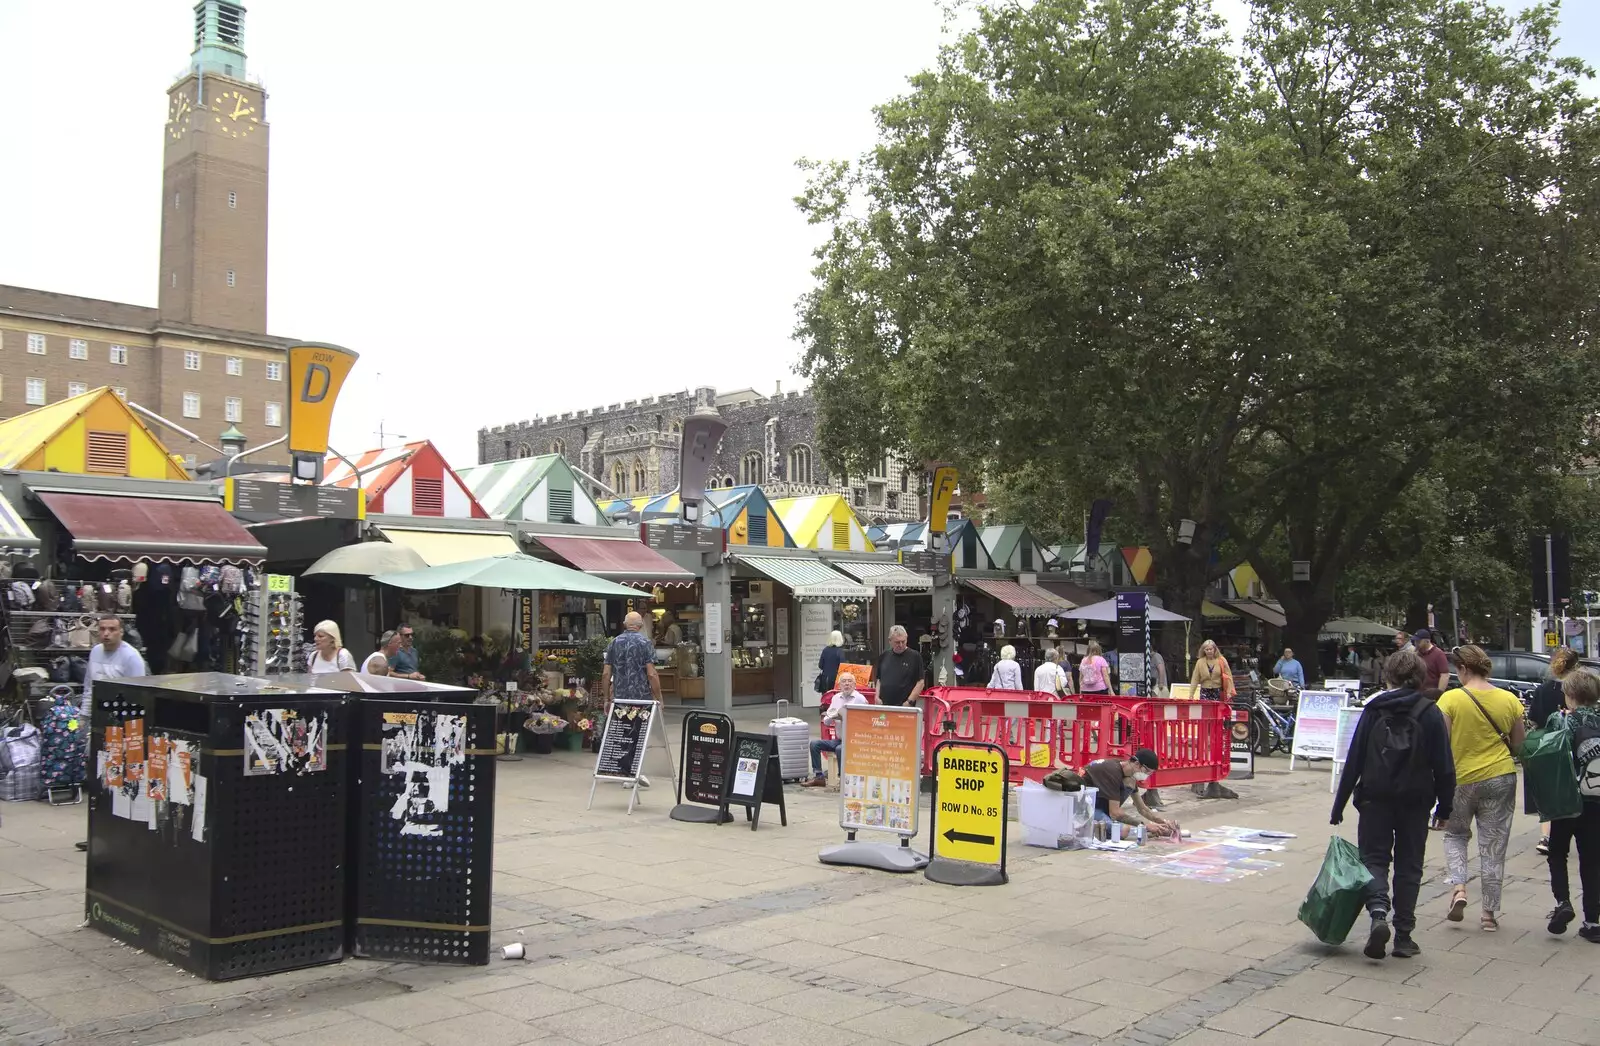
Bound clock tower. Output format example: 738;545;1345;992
158;0;269;334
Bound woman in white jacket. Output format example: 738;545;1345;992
990;645;1025;689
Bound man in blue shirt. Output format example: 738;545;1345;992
601;612;661;787
389;624;424;680
1274;647;1306;688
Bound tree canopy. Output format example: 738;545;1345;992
796;0;1600;652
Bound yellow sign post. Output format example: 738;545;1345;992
285;343;359;483
926;739;1009;886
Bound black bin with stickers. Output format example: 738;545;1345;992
345;694;496;965
84;673;352;980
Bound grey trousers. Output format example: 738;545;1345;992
1444;773;1518;913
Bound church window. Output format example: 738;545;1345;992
788;445;813;485
740;452;764;486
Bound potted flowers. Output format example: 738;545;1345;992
523;711;568;755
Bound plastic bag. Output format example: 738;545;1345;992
1298;835;1374;945
1522;723;1582;822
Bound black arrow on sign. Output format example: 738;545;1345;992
944;828;995;846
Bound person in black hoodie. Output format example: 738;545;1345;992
1332;647;1456;960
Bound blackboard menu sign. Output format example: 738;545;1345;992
682;712;732;806
720;732;788;831
594;700;654;781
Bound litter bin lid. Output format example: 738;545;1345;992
108;672;347;700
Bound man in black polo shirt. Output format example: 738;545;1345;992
875;625;926;707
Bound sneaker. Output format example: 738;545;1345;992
74;842;87;852
1363;913;1391;960
1548;901;1576;935
1391;934;1420;958
637;775;651;789
1579;924;1600;944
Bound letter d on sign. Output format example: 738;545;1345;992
286;343;359;478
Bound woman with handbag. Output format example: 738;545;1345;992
1189;640;1230;702
1437;644;1527;931
816;631;845;696
1526;646;1580;855
307;620;357;674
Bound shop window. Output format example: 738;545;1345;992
86;430;130;474
413;476;444;515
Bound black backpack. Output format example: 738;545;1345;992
1362;698;1436;802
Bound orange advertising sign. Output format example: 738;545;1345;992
835;662;874;687
147;736;169;802
104;725;124;789
838;704;923;836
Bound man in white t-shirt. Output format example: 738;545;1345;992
78;614;147;851
803;673;870;787
362;631;402;674
1034;649;1069;695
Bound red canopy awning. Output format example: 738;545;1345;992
36;491;267;564
961;577;1073;617
535;535;695;585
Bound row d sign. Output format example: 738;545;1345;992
926;740;1009;886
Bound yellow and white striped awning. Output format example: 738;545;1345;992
0;490;39;550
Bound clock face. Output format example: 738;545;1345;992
166;92;192;139
209;89;260;138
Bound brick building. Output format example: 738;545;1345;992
0;1;305;470
480;385;923;523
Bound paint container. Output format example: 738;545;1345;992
501;943;525;960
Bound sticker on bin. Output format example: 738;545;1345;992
244;708;328;776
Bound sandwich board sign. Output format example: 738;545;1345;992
720;732;787;831
587;699;674;814
926;740;1009;886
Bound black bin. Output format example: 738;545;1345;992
84;673;351;980
348;695;496;964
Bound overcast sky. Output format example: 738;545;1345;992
1;1;1594;467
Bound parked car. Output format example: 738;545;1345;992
1448;649;1600;702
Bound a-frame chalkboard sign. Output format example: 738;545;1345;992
719;732;787;831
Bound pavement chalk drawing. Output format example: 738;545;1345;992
1097;825;1289;883
381;711;467;837
243;708;328;776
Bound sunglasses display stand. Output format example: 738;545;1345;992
238;574;305;676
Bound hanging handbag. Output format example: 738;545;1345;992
66;616;94;649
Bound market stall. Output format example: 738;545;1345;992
727;552;873;707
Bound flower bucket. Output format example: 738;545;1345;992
555;731;583;752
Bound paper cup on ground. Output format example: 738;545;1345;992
501;943;525;959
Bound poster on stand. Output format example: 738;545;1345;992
838;704;922;836
1115;592;1150;696
1290;690;1345;762
798;603;834;708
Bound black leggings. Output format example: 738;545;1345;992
1549;802;1600;922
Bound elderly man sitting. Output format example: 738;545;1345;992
802;673;870;787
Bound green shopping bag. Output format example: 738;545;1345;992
1298;835;1374;946
1522;722;1582;822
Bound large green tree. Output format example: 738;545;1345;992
796;0;1600;658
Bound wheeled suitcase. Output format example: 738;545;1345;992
769;699;812;782
37;686;87;802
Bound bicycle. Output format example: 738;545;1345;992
1243;672;1298;755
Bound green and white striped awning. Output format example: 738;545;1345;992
732;554;873;602
0;491;39;550
830;559;932;592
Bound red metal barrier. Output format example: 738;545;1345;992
918;687;1233;788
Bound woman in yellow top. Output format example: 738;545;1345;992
1189;640;1232;702
1437;645;1528;931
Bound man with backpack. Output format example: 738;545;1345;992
1331;647;1456;960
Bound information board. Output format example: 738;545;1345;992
798;603;834;708
1115;592;1150;696
838;704;922;836
720;732;787;831
1290;690;1346;763
682;712;731;806
1329;704;1363;794
593;700;654;780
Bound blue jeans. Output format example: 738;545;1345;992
810;738;841;776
